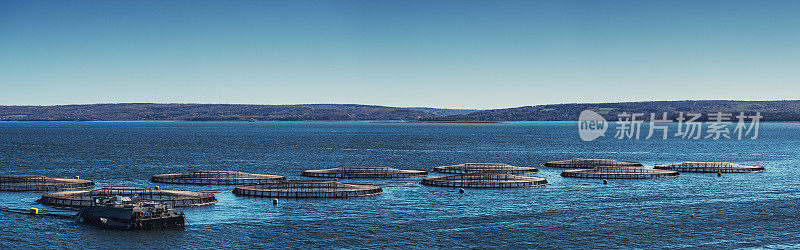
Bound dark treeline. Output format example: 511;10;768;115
0;103;438;121
432;100;800;122
1;100;799;122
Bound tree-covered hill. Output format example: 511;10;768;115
439;100;800;122
2;100;799;122
405;107;479;116
0;103;439;121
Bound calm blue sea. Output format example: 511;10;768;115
1;122;799;249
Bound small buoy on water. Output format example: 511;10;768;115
272;199;278;205
420;167;424;171
717;172;722;177
75;175;80;179
458;188;464;193
334;178;338;182
154;186;160;190
603;179;608;185
691;214;695;218
29;207;38;215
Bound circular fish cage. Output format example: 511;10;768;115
233;181;382;198
37;186;217;209
432;163;538;174
0;175;95;191
543;158;643;168
654;162;765;173
421;173;548;188
561;166;679;179
151;170;286;185
302;166;427;178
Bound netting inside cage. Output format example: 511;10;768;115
151;170;286;185
0;175;95;191
421;173;548;188
37;186;217;208
233;181;383;198
302;166;427;178
561;167;679;179
432;163;538;174
654;162;765;173
543;158;643;168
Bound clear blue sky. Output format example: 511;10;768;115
1;0;798;109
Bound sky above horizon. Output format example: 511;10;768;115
1;1;799;109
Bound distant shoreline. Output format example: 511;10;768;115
2;120;799;123
3;101;800;122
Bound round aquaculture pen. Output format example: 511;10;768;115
543;158;643;168
654;162;765;173
0;175;94;191
233;181;382;198
432;163;538;174
421;173;548;188
151;170;286;185
302;166;427;178
37;186;217;209
561;167;679;179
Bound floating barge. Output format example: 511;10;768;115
78;196;185;230
0;175;94;191
543;158;643;168
561;167;679;179
421;173;548;188
302;166;427;178
37;186;217;209
151;170;286;185
233;181;382;198
432;163;538;174
654;162;765;173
